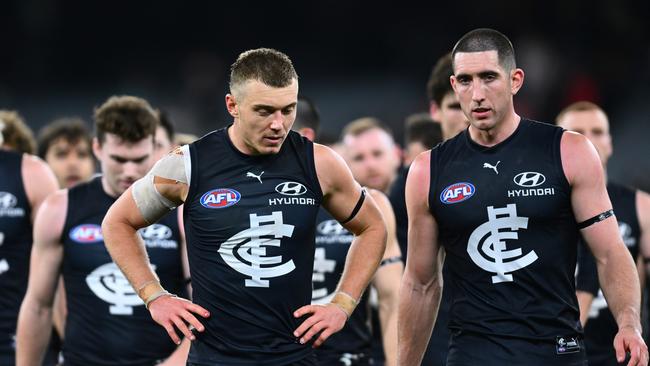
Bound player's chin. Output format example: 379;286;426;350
259;143;283;154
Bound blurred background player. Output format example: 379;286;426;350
0;113;59;365
37;118;96;189
426;52;469;141
17;95;190;366
36;117;97;356
389;113;441;256
340;118;401;195
153;109;176;162
339;117;403;366
294;96;403;365
0;111;36;154
557;101;650;366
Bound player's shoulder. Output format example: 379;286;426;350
22;153;54;176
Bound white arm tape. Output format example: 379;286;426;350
132;150;190;224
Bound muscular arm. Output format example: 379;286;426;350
21;154;59;223
638;191;650;282
318;145;387;302
575;241;600;327
102;150;208;345
562;132;647;364
16;191;66;366
397;151;443;366
369;190;403;366
294;144;387;346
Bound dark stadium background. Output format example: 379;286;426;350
1;0;648;189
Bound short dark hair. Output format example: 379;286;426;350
37;118;92;159
452;28;516;72
426;52;454;105
293;95;320;134
156;109;175;142
93;95;158;144
0;110;36;154
404;113;442;149
229;48;298;96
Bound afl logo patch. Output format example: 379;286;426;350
200;188;241;209
70;224;103;243
440;182;476;204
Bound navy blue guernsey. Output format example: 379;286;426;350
184;127;323;365
61;176;184;366
0;151;32;362
312;208;371;365
429;119;582;340
576;182;640;365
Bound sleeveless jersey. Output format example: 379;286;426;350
429;119;582;340
0;151;32;361
576;182;640;365
184;128;323;365
61;176;184;366
312;208;372;365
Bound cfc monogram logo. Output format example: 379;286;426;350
219;211;296;287
86;263;156;315
467;204;538;283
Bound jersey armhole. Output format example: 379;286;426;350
427;149;438;217
305;140;324;203
184;143;199;216
554;128;571;192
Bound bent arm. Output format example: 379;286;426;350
16;192;66;366
317;144;388;306
21;154;59;223
638;191;650;281
563;132;641;332
398;151;442;366
369;190;403;366
102;150;188;300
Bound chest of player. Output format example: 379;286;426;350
0;192;31;253
62;213;181;277
432;151;572;236
189;166;321;243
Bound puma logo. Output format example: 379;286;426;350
483;161;501;175
246;171;264;184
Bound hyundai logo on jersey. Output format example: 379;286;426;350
440;182;476;204
275;182;308;196
513;172;546;188
70;224;104;243
200;188;241;209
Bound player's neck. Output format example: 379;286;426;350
469;112;521;147
228;122;256;156
101;176;120;198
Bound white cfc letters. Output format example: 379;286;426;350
219;211;296;287
86;263;156;315
311;247;336;304
467;204;538;283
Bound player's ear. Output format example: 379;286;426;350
511;68;524;95
226;94;239;118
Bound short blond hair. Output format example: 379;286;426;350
556;101;608;125
341;117;394;140
0;110;36;154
